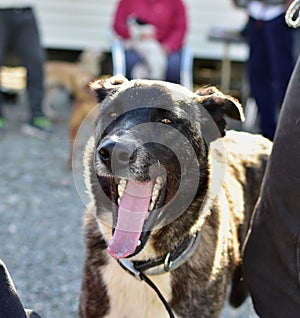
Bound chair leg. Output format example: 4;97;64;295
180;46;193;90
243;97;258;132
112;39;126;76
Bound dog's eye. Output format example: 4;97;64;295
161;118;172;124
110;112;117;118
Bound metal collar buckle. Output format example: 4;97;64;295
118;259;142;280
163;253;173;272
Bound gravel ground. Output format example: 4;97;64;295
0;95;258;318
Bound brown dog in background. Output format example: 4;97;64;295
44;50;102;169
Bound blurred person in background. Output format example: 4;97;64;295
232;0;294;140
0;0;52;136
112;0;187;84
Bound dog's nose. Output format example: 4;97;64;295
98;139;136;171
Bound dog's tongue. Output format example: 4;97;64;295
107;180;153;259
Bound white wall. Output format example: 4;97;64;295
185;0;248;60
35;0;248;61
35;0;115;51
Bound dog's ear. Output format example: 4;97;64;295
90;75;128;103
194;85;244;137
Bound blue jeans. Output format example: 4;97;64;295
0;7;46;120
247;14;294;139
125;49;181;84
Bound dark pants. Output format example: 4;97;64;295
0;259;40;318
243;55;300;317
125;49;181;84
247;14;294;140
0;7;45;120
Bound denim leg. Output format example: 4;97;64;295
0;10;12;117
247;15;294;139
248;18;276;139
165;51;181;84
13;8;46;120
125;49;143;80
265;14;294;110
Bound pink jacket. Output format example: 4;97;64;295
112;0;187;53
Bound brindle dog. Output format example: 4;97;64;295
79;76;272;318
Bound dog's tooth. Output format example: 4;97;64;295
154;182;161;189
118;179;127;199
118;197;121;205
156;176;163;185
152;193;159;204
149;201;155;211
119;178;127;187
152;192;159;202
137;240;141;246
149;178;163;211
152;187;160;196
151;192;159;204
118;184;125;198
150;183;161;211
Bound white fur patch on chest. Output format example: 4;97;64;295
102;257;178;318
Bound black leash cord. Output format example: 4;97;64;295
139;271;175;318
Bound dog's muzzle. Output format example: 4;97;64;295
98;138;137;174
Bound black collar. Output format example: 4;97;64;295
118;230;202;278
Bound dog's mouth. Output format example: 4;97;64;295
107;176;165;259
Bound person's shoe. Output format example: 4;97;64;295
22;116;52;139
0;117;7;136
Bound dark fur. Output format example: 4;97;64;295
79;76;272;318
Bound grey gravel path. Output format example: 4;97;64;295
0;97;258;318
